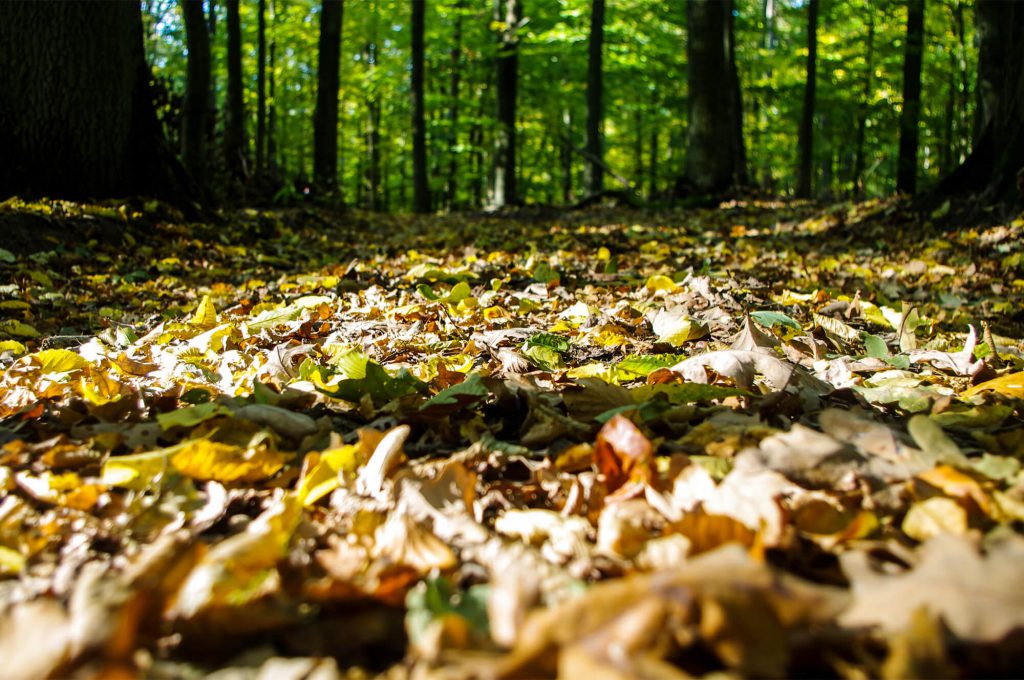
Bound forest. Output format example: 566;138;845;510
0;0;1023;678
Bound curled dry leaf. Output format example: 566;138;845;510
355;424;411;498
594;414;653;493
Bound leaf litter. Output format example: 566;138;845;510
1;197;1024;677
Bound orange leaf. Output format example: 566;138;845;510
595;414;653;493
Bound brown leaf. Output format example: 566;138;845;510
595;414;653;493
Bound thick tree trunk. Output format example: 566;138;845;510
897;0;924;195
313;0;344;194
796;0;818;198
725;0;747;186
181;0;210;187
0;1;182;201
493;0;522;208
224;0;248;185
411;0;430;213
257;0;267;177
206;0;219;159
583;0;605;196
681;0;744;194
939;0;1024;204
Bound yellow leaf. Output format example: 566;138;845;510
190;294;218;329
0;546;26;575
0;340;27;355
101;449;173;489
33;348;89;374
172;438;288;483
962;371;1024;400
644;274;678;293
903;497;967;541
297;443;362;506
597;247;611;261
917;465;993;516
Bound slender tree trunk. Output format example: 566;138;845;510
313;0;344;195
205;0;218;162
634;110;644;189
181;0;210;186
493;0;521;207
649;128;659;199
726;0;747;186
561;108;573;204
681;0;744;194
411;0;429;212
256;0;267;177
224;0;248;185
445;2;463;210
852;7;874;196
0;1;184;201
796;0;818;198
583;0;605;195
365;42;382;210
897;0;924;195
268;0;278;178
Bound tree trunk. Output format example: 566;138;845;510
852;6;874;197
725;0;747;186
681;0;744;194
796;0;818;198
257;0;267;177
365;40;382;211
181;0;210;186
224;0;248;185
897;0;924;195
411;0;430;212
649;127;659;199
583;0;605;196
493;0;522;207
206;0;218;158
561;108;573;204
939;0;1024;204
445;2;463;211
268;0;278;178
313;0;344;195
0;1;183;201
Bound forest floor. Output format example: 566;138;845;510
1;196;1023;679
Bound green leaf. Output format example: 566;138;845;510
522;343;565;371
405;577;491;650
421;373;489;409
750;310;802;331
0;248;15;264
631;382;749;403
326;360;427;405
862;333;890;359
157;402;232;430
524;332;570;353
616;354;683;378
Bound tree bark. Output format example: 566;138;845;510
257;0;267;177
681;0;745;194
938;0;1024;204
0;1;183;201
852;7;874;197
897;0;924;195
181;0;210;186
411;0;430;213
224;0;248;185
583;0;605;196
313;0;344;195
268;0;278;177
206;0;218;157
445;2;463;211
493;0;522;208
796;0;818;198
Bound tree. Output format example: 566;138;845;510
583;0;605;196
411;0;429;213
0;1;182;201
897;0;924;195
939;0;1023;203
257;0;268;177
444;1;465;211
313;0;344;195
852;6;875;197
224;0;248;185
181;0;211;186
681;0;746;194
796;0;818;198
493;0;522;208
